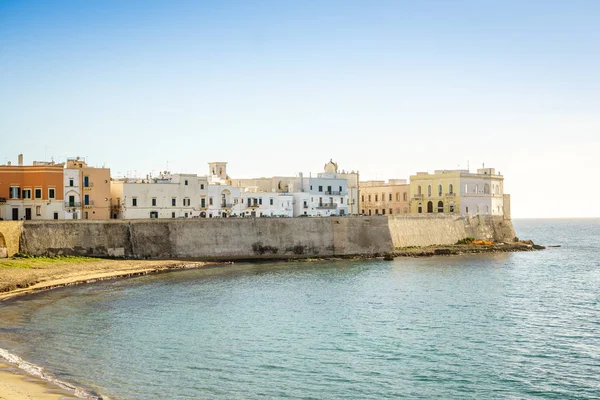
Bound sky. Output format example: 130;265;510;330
1;0;599;218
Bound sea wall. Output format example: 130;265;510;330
7;215;516;260
387;214;516;248
0;221;23;257
18;217;395;259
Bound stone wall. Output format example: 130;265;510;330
14;215;516;259
19;217;395;260
387;214;516;248
0;221;23;257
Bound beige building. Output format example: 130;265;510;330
409;167;506;216
359;179;410;216
65;158;111;220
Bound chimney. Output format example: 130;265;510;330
18;154;23;166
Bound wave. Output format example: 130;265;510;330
0;347;108;400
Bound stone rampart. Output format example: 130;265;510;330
14;215;516;259
0;221;23;257
387;214;516;248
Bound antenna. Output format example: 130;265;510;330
467;160;470;171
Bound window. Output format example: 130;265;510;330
339;186;342;192
475;184;479;193
185;212;188;218
84;176;89;187
382;209;386;215
465;184;468;194
417;185;422;195
172;212;176;218
466;206;469;213
209;197;213;206
54;212;58;220
341;198;344;204
427;185;432;197
403;192;407;201
9;186;20;199
396;193;399;201
449;184;454;194
132;198;138;207
259;198;263;205
84;211;89;219
484;184;490;194
361;209;365;214
172;198;176;206
390;209;393;214
23;189;31;199
69;179;74;187
84;195;90;206
35;188;42;199
318;186;323;192
389;193;392;201
200;184;205;190
48;188;55;199
184;180;188;186
375;195;378;201
36;206;41;216
201;198;206;208
270;198;273;205
361;195;364;202
375;209;379;215
327;186;332;193
438;184;442;196
152;198;157;206
310;185;313;190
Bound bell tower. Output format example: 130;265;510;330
208;162;228;184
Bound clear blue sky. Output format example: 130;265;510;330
1;1;599;217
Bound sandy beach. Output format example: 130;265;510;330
0;257;214;399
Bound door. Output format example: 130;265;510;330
12;208;18;221
69;195;75;207
25;208;32;220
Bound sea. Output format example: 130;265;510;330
0;219;598;399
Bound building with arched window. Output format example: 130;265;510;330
409;167;507;216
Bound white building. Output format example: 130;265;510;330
230;160;351;217
63;166;81;219
460;168;505;216
110;172;207;219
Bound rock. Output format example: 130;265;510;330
383;253;394;261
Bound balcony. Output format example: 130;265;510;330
317;202;338;209
84;201;95;208
324;190;343;195
445;193;455;198
413;194;424;199
302;204;309;209
221;203;233;208
64;201;82;208
0;197;6;204
247;203;260;209
84;182;94;190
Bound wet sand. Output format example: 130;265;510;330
0;362;79;400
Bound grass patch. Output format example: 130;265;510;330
0;255;98;269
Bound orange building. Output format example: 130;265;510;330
0;155;65;220
359;179;410;216
64;158;111;220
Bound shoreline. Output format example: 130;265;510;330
0;243;544;400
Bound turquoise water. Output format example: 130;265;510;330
0;219;599;399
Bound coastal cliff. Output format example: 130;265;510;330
0;215;516;260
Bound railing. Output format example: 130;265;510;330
302;204;309;209
324;190;342;195
247;203;259;208
317;203;338;209
445;193;455;197
221;203;233;208
0;197;6;203
84;200;95;207
413;194;424;199
65;201;82;207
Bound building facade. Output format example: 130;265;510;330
409;167;505;216
64;158;111;220
111;173;206;219
0;155;64;220
360;179;410;216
